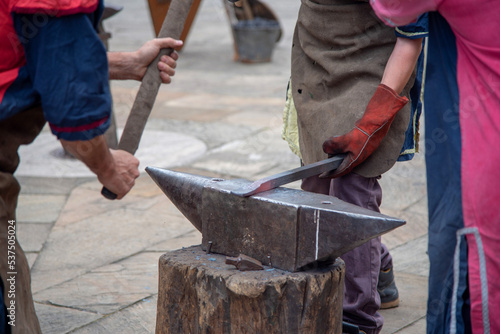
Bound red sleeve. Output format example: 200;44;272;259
10;0;98;16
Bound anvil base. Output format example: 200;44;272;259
156;245;345;334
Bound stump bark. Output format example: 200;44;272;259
156;245;345;334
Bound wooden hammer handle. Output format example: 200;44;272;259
102;0;194;200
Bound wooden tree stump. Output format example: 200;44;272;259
156;245;345;334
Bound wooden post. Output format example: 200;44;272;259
156;245;345;334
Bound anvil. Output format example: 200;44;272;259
146;167;405;272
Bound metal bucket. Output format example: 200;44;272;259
233;18;281;63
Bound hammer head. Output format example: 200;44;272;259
147;167;405;272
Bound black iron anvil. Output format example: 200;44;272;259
146;167;405;272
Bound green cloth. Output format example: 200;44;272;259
281;81;302;159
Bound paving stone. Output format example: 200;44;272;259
125;175;169;199
17;133;94;178
380;176;426;213
53;177;166;227
152;93;275;122
71;296;157;334
191;129;296;178
34;303;101;334
223;109;284;128
157;93;284;123
31;189;196;293
34;252;160;315
381;207;428;250
192;150;276;178
172;166;228;179
109;85;189;129
250;155;303;184
390;235;429;277
147;195;194;223
146;118;257;150
25;252;39;269
171;70;291;99
379;272;428;334
18;176;90;196
17;130;207;178
152;104;237;122
16;223;53;252
52;184;132;228
386;152;426;179
392;317;427;334
405;192;429;216
16;194;67;223
74;177;201;224
146;229;202;252
379;154;427;213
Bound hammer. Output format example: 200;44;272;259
101;0;194;199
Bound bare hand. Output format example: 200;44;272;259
97;149;140;199
61;136;140;199
108;38;183;82
135;38;183;83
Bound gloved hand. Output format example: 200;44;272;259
321;84;409;178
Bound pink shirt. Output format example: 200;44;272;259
371;1;500;333
372;0;500;222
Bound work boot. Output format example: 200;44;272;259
378;266;399;309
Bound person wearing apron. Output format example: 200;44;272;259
283;1;427;332
372;1;500;333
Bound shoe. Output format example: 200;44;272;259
342;321;360;334
377;266;399;309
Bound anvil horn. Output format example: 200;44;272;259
146;167;213;232
146;167;405;272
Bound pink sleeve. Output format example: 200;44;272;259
370;0;438;27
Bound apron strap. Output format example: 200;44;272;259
451;227;490;334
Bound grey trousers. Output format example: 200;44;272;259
302;173;392;334
0;107;45;334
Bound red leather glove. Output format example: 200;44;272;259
322;84;409;178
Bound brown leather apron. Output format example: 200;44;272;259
291;0;414;177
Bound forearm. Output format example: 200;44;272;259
107;51;142;81
60;135;114;178
61;135;139;199
107;38;181;82
381;37;423;94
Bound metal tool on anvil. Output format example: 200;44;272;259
225;254;264;271
146;167;405;272
230;154;346;197
101;0;194;200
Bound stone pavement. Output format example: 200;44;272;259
15;0;429;333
